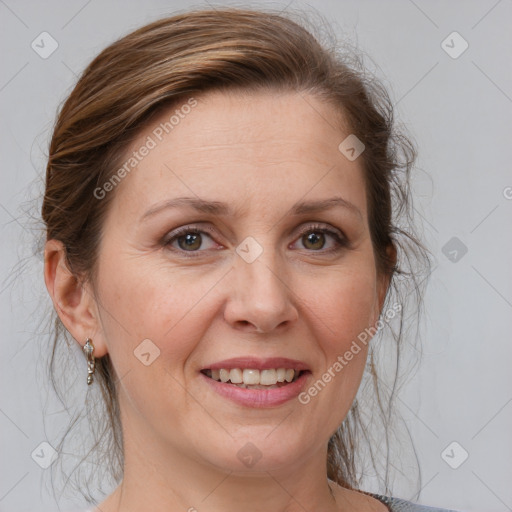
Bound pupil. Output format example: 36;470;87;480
179;233;201;250
305;232;324;249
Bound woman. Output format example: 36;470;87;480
42;7;460;512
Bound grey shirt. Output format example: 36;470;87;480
81;495;461;512
368;492;462;511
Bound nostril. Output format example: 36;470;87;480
236;320;260;331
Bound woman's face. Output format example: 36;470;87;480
89;90;388;475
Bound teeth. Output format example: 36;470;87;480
206;368;301;386
260;369;277;385
229;368;243;384
276;368;286;382
242;369;260;385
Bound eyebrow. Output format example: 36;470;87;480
141;196;363;221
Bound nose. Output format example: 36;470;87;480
223;251;299;334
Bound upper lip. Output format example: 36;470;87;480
201;357;311;372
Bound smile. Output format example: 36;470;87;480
199;357;312;408
201;368;304;388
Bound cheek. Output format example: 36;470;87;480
94;260;222;423
95;257;221;369
298;265;379;346
294;267;378;423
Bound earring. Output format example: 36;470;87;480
83;338;96;385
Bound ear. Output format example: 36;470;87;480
44;239;108;357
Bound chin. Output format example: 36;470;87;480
199;430;312;474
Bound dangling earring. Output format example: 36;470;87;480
83;338;96;385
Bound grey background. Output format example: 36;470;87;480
1;1;511;511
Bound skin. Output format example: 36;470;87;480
44;90;392;512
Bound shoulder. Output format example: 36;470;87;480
369;492;464;512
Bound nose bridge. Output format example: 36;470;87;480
238;243;286;303
243;251;283;297
226;238;297;332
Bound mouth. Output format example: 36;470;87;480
200;368;308;389
199;357;311;405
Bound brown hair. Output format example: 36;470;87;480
42;6;429;502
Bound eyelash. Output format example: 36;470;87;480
163;223;348;258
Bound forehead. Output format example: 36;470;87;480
108;90;367;221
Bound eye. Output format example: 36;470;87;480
291;224;347;253
163;223;348;257
163;226;220;255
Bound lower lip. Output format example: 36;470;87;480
200;371;311;408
